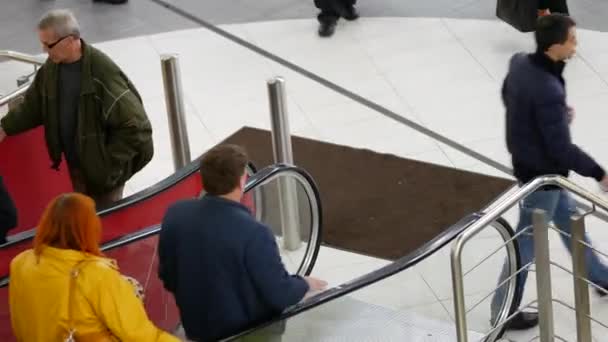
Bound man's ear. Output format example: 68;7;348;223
240;172;247;190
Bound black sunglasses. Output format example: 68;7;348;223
44;35;72;49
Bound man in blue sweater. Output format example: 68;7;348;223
490;14;608;332
158;144;327;341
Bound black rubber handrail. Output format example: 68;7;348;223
223;214;518;341
0;163;323;287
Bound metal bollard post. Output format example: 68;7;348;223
161;54;191;171
532;209;555;342
571;214;592;342
450;239;469;342
267;77;301;251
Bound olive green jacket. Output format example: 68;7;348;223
0;41;153;195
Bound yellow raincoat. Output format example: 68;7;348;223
9;247;179;342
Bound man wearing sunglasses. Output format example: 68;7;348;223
0;9;153;209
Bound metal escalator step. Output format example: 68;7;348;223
276;296;484;341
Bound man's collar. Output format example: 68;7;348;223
530;50;566;78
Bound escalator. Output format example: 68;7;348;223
0;122;522;342
0;50;524;341
0;163;323;340
0;162;521;341
0;149;258;277
223;215;521;342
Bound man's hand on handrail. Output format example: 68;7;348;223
600;175;608;192
302;276;328;300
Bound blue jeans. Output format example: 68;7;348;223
490;189;608;321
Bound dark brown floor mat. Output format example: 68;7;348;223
222;127;514;260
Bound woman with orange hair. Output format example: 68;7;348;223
9;193;179;341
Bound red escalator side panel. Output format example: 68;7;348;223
104;235;180;332
0;127;73;234
0;137;258;340
0;170;256;278
0;287;9;341
0;172;203;277
0;185;258;340
98;174;203;244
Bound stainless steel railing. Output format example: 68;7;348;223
0;163;323;287
0;50;45;66
451;175;608;342
0;50;44;108
0;83;29;107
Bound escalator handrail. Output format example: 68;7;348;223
0;163;323;287
0;83;30;107
0;158;257;249
0;50;45;66
0;50;44;107
224;213;518;341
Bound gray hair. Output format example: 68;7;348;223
38;9;81;38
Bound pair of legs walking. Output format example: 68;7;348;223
314;0;359;37
69;168;124;210
491;189;608;329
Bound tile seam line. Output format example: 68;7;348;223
439;17;497;82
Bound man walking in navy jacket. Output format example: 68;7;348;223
491;14;608;332
158;144;326;341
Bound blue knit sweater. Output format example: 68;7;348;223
158;195;308;341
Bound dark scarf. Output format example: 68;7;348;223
530;50;566;85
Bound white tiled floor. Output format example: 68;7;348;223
96;17;606;197
5;16;608;341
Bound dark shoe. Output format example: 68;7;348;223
340;6;360;21
93;0;128;4
594;283;608;297
504;312;539;330
318;21;337;37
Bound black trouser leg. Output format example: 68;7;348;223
314;0;357;22
315;0;357;10
538;0;569;14
550;0;569;14
315;0;339;23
